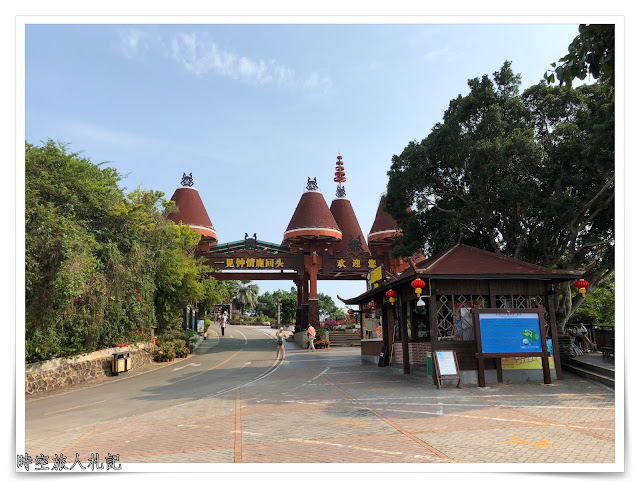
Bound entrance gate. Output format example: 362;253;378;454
204;235;381;331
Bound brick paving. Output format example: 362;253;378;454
26;336;617;466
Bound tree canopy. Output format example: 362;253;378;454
544;24;615;100
234;281;260;315
386;62;614;329
256;288;297;324
25;140;221;362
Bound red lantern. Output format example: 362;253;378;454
347;309;354;316
411;279;426;296
386;289;398;305
574;279;590;298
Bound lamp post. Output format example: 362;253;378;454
277;298;282;326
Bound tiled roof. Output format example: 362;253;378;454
283;190;342;241
167;186;217;240
368;194;401;242
329;198;370;254
340;244;583;305
412;244;583;277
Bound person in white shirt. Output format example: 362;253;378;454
574;323;595;351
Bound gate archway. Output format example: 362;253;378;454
168;156;419;331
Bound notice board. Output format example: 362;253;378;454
473;306;551;387
479;312;543;354
433;350;462;389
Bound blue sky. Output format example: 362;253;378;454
25;22;586;307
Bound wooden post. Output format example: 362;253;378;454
546;292;563;380
399;295;410;374
538;305;552;385
381;301;389;366
488;282;500;381
473;306;487;387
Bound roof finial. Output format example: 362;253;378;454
334;154;346;197
181;172;194;187
306;177;318;191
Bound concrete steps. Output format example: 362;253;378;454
327;331;361;347
562;357;615;389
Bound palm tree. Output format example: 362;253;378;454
235;281;259;315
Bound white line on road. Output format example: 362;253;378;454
234;328;248;344
173;363;201;371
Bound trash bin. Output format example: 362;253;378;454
112;351;132;376
426;351;433;376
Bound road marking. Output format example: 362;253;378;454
234;328;248;344
61;425;100;454
44;400;106;416
288;438;449;461
333;420;371;428
316;370;454;463
170;350;242;385
235;389;242;463
502;436;560;449
173;363;201;371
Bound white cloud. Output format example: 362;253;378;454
116;29;155;59
424;45;460;63
116;29;331;94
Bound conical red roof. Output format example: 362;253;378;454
368;194;401;242
330;197;370;254
283;190;342;242
168;185;217;241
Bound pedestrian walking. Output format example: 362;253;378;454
276;327;286;360
221;311;228;336
307;324;316;352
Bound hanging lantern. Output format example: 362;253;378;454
411;279;426;296
347;308;354;316
369;300;376;311
386;289;398;305
574;279;590;298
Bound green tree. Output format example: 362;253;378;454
570;273;615;327
544;24;615;99
386;62;614;330
256;288;297;324
234;281;260;315
198;278;236;318
25;140;208;362
318;293;347;321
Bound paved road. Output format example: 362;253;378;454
25;325;617;467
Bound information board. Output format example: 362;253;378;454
197;319;205;333
479;313;542;354
435;351;458;375
433;350;462;389
473;306;552;387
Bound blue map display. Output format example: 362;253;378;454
479;313;542;353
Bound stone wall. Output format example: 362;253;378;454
25;342;156;396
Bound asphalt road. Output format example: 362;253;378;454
25;325;283;457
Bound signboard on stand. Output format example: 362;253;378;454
473;306;551;387
433;350;462;389
197;319;205;333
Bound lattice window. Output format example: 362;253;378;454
437;295;454;339
497;295;549;336
437;295;487;340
